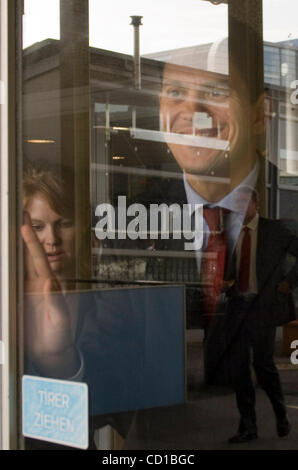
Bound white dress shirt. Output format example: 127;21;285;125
183;161;259;271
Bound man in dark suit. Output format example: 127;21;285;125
226;187;298;443
155;50;298;443
156;58;260;331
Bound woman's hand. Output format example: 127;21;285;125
21;211;79;378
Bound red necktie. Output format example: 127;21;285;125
201;207;227;325
238;226;251;293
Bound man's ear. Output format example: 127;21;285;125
253;92;266;135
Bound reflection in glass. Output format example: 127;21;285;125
20;0;298;451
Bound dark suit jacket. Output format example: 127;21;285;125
256;216;298;327
138;181;298;386
98;179;298;327
204;216;298;385
96;178;298;385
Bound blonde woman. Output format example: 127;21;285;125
22;166;80;378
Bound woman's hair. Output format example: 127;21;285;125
23;165;74;219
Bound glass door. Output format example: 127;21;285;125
1;0;296;451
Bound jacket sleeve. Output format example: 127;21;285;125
280;222;298;287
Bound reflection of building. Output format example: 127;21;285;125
23;37;298;285
23;39;169;205
24;37;298;219
145;38;298;86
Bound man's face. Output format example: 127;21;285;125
160;63;247;176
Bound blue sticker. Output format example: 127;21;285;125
22;375;88;449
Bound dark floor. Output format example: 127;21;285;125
123;338;298;450
24;335;298;451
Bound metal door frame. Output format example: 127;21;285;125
0;0;23;451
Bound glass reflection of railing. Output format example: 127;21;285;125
93;124;230;152
131;127;230;151
91;162;230;184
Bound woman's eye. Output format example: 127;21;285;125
31;224;44;231
58;219;73;229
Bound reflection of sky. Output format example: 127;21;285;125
23;0;298;52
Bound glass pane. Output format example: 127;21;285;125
0;0;3;445
89;0;228;55
262;0;298;189
279;110;298;187
263;0;298;451
23;0;60;48
20;0;298;452
280;190;298;223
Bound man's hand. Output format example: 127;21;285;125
277;280;291;295
21;211;79;378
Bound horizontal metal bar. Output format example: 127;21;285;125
91;162;231;184
130;127;230;151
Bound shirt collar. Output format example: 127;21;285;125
183;159;259;215
245;213;259;231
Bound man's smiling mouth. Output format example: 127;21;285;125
173;124;228;139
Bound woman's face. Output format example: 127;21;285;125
25;195;75;277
